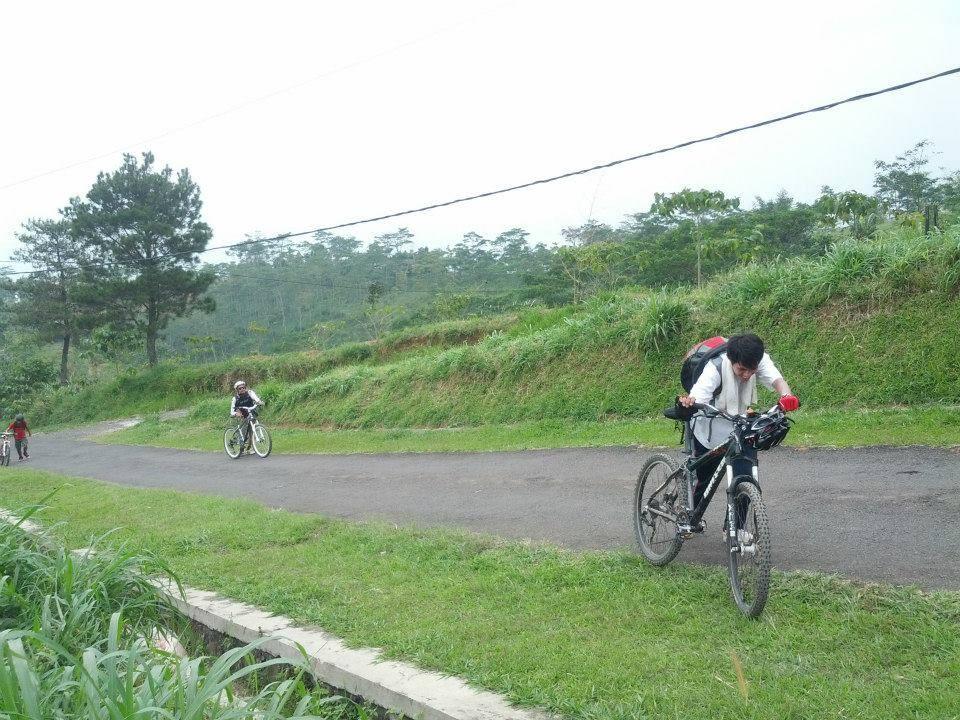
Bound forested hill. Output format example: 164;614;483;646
2;141;959;417
28;226;960;430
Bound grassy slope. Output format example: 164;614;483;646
1;469;957;720
32;230;960;451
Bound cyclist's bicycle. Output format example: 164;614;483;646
0;432;11;467
223;410;272;459
633;401;793;617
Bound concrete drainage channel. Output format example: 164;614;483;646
2;510;553;720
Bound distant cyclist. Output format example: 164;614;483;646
6;413;32;461
230;380;264;449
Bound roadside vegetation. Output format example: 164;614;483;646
4;141;959;452
36;225;960;453
2;471;957;720
0;506;364;719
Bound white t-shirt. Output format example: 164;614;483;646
688;353;783;448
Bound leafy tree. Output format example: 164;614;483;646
369;228;414;257
814;188;883;238
873;141;943;215
226;233;283;264
69;152;215;365
554;242;628;303
651;189;740;287
8;218;91;384
0;353;57;413
183;334;222;362
315;231;361;262
560;220;617;247
450;232;491;277
363;303;404;338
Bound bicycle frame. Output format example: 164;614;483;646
645;406;766;535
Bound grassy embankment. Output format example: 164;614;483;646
37;228;960;451
2;469;957;720
0;501;362;719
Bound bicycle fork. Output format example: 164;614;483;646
727;465;759;556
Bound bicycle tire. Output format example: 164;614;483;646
0;446;9;467
633;453;686;566
727;481;771;618
251;423;272;458
223;427;243;459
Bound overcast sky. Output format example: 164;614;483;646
2;0;959;269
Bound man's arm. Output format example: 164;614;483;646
249;390;263;405
757;354;792;397
680;361;722;407
772;377;792;396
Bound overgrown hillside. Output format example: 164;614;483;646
30;227;960;431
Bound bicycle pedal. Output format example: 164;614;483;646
677;520;706;539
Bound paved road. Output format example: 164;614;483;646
23;426;960;590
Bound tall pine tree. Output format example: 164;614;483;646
70;152;215;365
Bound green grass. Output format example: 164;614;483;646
97;405;960;454
1;469;957;720
29;227;960;453
0;519;361;720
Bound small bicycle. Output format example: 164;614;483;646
0;432;11;467
633;401;793;617
223;410;272;459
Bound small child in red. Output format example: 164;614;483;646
7;414;31;460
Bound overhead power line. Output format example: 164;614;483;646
171;63;960;254
5;63;959;281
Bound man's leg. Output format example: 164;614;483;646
14;439;23;460
691;437;721;509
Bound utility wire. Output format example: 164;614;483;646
5;63;960;281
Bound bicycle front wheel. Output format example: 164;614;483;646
633;453;686;566
223;427;242;459
0;446;9;467
251;423;272;458
727;481;771;618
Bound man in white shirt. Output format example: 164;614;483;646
679;334;799;507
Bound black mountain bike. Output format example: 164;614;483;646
633;401;792;617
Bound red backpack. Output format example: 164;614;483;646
680;336;727;393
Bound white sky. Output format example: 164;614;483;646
2;0;959;270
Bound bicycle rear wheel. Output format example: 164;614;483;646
633;453;686;566
223;427;243;459
727;481;771;618
251;423;272;458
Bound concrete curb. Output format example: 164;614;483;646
169;585;554;720
0;510;554;720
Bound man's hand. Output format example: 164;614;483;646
778;394;800;412
678;394;696;408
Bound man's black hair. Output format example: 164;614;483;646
726;333;764;369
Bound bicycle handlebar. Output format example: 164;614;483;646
692;402;784;422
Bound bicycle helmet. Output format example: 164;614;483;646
14;414;23;422
233;380;246;390
743;413;791;451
